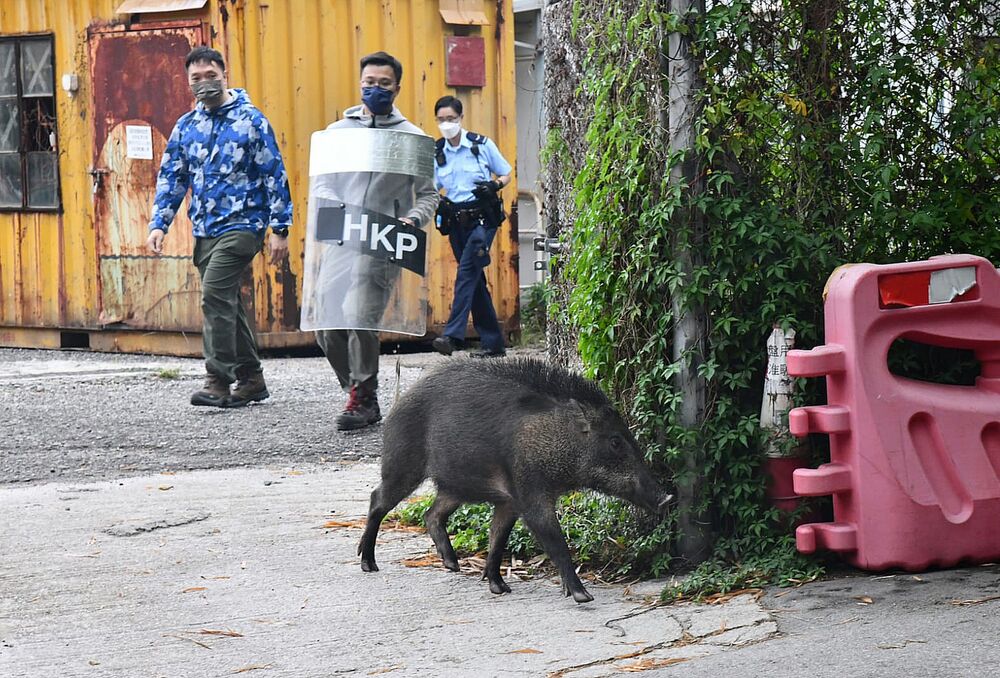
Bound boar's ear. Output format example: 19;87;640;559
517;391;559;413
567;398;591;434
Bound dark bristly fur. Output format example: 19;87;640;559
357;357;672;603
475;357;611;408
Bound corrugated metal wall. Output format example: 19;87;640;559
0;0;519;352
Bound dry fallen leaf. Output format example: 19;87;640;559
504;648;543;655
703;588;764;605
949;595;1000;606
321;519;367;529
181;586;207;593
785;575;819;585
195;629;243;638
367;665;404;675
158;485;174;491
163;633;211;649
232;664;272;674
319;517;425;533
400;554;442;568
854;596;874;605
619;657;693;672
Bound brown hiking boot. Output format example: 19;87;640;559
224;369;270;408
190;374;230;407
336;385;382;431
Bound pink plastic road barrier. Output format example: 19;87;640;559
786;254;1000;571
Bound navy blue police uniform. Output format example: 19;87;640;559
434;130;512;355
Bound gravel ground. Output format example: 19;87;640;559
1;346;538;485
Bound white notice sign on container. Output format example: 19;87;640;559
125;125;153;160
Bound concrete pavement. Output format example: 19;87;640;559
2;348;999;677
1;465;779;678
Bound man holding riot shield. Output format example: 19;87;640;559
301;52;438;431
429;95;512;359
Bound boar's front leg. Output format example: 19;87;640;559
425;491;462;572
484;501;518;594
520;498;594;603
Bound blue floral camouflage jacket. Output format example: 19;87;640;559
148;88;292;238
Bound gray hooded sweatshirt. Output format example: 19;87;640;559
325;104;439;227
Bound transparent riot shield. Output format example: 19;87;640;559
300;127;435;335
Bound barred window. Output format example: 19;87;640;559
0;35;60;211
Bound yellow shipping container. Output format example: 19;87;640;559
0;0;519;355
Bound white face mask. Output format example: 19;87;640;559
438;121;462;140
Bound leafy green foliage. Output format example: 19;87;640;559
391;491;672;577
518;281;551;345
395;0;998;596
544;0;1000;594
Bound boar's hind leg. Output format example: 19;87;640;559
358;469;424;572
484;501;517;594
425;492;462;571
520;501;594;603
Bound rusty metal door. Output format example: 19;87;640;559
88;23;204;331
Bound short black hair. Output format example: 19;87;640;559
185;46;225;71
360;51;403;85
434;95;463;115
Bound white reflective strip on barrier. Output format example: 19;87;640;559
929;266;977;304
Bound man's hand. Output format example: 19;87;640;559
146;228;165;255
399;217;415;226
268;232;289;265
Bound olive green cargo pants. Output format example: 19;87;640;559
193;230;265;384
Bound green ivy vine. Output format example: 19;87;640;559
554;0;1000;593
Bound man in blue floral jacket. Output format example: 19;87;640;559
147;46;292;408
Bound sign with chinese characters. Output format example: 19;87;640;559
761;326;796;435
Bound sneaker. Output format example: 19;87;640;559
432;335;461;356
190;374;231;407
336;385;382;431
224;369;270;408
469;348;506;359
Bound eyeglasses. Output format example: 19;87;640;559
435;115;461;124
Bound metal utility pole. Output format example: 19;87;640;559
665;0;712;563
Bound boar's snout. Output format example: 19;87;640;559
631;473;673;516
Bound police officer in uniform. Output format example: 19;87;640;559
431;96;512;358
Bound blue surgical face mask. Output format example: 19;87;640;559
362;86;395;116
